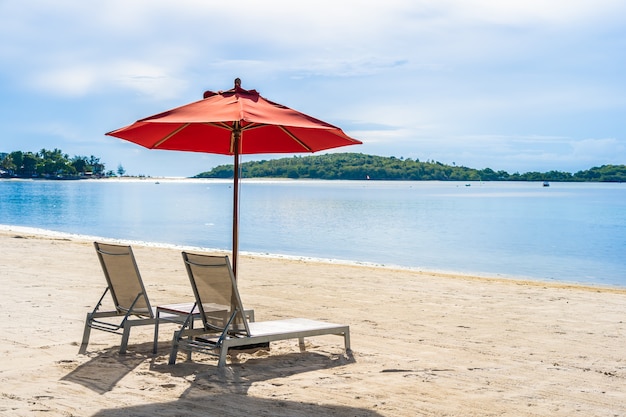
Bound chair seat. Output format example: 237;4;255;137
248;318;347;337
223;318;349;348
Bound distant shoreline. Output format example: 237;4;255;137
2;223;624;293
3;176;626;184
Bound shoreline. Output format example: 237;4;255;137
4;176;626;184
2;223;624;294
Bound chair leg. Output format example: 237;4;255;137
344;330;351;351
153;313;160;354
119;323;131;354
186;316;194;361
298;337;306;352
78;313;92;354
217;345;229;367
168;330;181;365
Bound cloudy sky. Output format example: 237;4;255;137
1;1;624;177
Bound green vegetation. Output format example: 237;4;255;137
195;153;626;182
3;149;623;182
0;149;109;179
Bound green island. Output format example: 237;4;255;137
196;153;626;182
1;149;625;182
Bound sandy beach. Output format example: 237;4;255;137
0;228;624;416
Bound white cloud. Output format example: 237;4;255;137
400;135;626;172
443;0;626;26
108;61;190;100
30;67;99;97
571;137;625;162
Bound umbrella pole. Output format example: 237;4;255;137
232;127;241;280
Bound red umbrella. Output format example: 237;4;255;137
106;78;362;277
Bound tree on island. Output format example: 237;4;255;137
0;149;106;179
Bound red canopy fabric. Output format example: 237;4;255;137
106;85;361;155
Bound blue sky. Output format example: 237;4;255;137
1;1;625;177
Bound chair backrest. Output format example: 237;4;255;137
181;252;250;336
94;242;153;317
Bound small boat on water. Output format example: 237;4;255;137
543;181;550;187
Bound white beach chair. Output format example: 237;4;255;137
167;252;351;367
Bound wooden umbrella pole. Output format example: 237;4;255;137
232;125;241;279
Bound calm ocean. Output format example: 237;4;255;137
1;179;625;287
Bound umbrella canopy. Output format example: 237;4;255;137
106;78;360;155
106;79;362;277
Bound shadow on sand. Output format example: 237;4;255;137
150;347;355;395
61;346;147;394
64;342;376;416
90;393;384;417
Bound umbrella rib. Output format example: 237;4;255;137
241;123;266;131
152;123;190;148
207;121;234;130
278;126;313;151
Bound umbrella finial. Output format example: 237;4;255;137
216;78;243;95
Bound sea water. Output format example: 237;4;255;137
1;179;625;287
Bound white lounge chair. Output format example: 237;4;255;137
167;252;351;367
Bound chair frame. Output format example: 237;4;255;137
79;242;193;354
168;252;351;367
152;302;255;355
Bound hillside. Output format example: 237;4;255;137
194;153;626;182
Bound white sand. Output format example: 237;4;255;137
0;229;624;416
